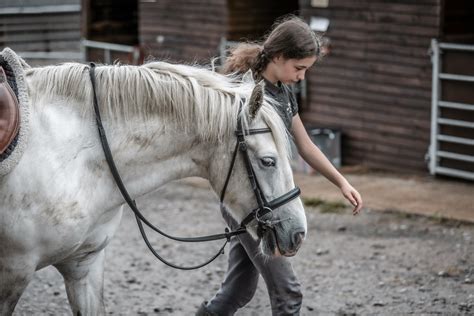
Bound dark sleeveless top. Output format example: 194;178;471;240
262;78;298;131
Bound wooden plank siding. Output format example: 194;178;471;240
299;0;442;173
138;0;297;63
0;2;82;65
139;0;228;64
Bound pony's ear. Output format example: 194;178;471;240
248;80;265;120
242;69;254;84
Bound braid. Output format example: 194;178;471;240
222;43;266;80
252;48;270;81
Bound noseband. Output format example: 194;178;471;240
89;63;300;270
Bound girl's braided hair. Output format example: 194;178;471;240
223;15;322;80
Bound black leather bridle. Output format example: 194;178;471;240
89;63;301;270
220;119;301;237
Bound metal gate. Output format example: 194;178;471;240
18;39;140;65
429;39;474;181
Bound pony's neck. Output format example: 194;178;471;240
25;62;243;206
102;121;215;199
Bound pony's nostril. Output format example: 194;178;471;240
292;231;305;248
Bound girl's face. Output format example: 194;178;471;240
271;55;317;85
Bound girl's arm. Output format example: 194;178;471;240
292;114;363;214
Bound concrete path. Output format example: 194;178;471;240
294;169;474;223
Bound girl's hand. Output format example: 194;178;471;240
340;182;363;215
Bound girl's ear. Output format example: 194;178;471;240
242;69;254;84
248;80;265;120
272;54;283;64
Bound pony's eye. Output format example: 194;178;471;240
260;157;276;167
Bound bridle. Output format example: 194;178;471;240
88;63;301;270
220;118;301;237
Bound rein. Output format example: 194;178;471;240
88;63;300;270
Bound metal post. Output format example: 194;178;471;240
219;37;227;67
104;49;111;64
80;37;87;62
429;38;440;175
132;47;140;65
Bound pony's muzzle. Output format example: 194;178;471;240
273;227;306;257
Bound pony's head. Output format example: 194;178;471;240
209;74;307;257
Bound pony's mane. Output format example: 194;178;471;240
26;61;291;156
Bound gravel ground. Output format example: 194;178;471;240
13;180;474;315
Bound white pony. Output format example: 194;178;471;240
0;57;306;315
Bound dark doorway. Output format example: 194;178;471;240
82;0;139;63
227;0;299;41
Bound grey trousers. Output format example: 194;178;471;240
205;209;302;316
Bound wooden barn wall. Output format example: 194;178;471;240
0;1;81;65
139;0;227;64
227;0;298;41
299;0;442;173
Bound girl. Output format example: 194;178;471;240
197;16;363;316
